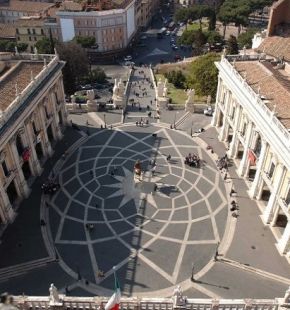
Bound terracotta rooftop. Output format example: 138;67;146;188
0;0;54;13
256;36;290;62
0;23;15;38
234;61;290;128
0;61;43;112
60;1;82;11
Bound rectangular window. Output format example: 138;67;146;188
285;188;290;205
268;162;275;179
2;160;9;177
32;29;35;34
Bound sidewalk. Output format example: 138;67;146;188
199;127;290;279
0;127;83;268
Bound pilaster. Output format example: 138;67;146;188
228;105;242;158
39;107;53;157
249;138;268;199
263;163;286;224
0;176;15;223
237;121;254;177
277;221;290;254
9;140;30;198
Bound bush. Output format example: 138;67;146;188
165;70;186;88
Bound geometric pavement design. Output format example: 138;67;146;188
46;125;228;295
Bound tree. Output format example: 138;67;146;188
35;37;56;54
165;70;186;88
187;53;219;98
75;36;96;48
0;40;28;52
227;35;239;54
56;42;89;94
174;8;190;23
206;31;223;44
16;43;28;52
237;27;259;48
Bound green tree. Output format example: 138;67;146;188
75;36;96;48
187;53;219;98
227;35;239;54
35;37;56;54
174;8;190;23
56;42;89;94
237;27;259;48
165;70;186;88
89;67;106;84
206;31;223;44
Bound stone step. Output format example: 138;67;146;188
0;257;55;282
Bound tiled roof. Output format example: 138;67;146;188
0;61;43;112
0;23;16;38
256;36;290;62
60;1;82;11
0;0;54;13
234;61;290;129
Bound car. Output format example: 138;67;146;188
124;55;132;61
171;45;178;50
124;61;135;66
137;43;147;47
170;38;175;43
140;35;147;40
204;106;213;116
174;54;182;61
165;30;171;36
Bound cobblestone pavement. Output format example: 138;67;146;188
45;124;228;296
0;65;289;299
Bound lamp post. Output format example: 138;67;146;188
173;111;178;129
103;114;107;128
190;120;193;137
190;263;195;282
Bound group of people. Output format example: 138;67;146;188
184;153;200;168
136;118;149;127
41;179;60;195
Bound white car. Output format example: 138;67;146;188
204;106;213;116
124;55;132;61
124;61;135;66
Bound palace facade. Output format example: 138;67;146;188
212;52;290;259
0;52;68;229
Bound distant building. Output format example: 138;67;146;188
15;16;46;53
176;0;221;8
49;0;137;53
0;22;16;40
0;52;68;226
135;0;160;29
0;0;55;24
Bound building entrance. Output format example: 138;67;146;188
6;180;18;206
22;161;31;180
35;142;43;160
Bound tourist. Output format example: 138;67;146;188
167;154;171;161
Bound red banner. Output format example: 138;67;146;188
248;149;256;166
22;149;30;161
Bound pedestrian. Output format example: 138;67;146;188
110;170;115;177
213;242;220;262
150;100;152;105
65;286;69;295
136;121;138;127
151;164;156;176
224;173;227;180
40;219;46;226
230;187;236;197
167;154;171;161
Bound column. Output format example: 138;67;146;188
211;78;222;127
228;105;242;158
25;122;43;176
0;177;15;223
263;163;286;224
218;91;231;141
50;93;63;140
277;221;290;254
9;141;30;198
38;106;53;157
249;139;268;199
237;121;254;177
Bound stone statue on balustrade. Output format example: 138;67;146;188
173;285;186;307
284;286;290;303
112;78;125;109
86;89;98;112
185;89;195;112
49;283;61;305
157;78;165;98
162;79;168;97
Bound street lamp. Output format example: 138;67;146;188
190;263;195;282
173;111;178;129
190;120;193;137
103;114;107;128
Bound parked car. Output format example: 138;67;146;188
165;30;171;36
124;61;135;66
124;55;132;61
204;106;213;116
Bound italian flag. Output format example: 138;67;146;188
105;272;121;310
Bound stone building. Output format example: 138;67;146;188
135;0;160;29
47;0;136;53
212;52;290;258
0;52;68;228
15;17;46;53
0;0;55;24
